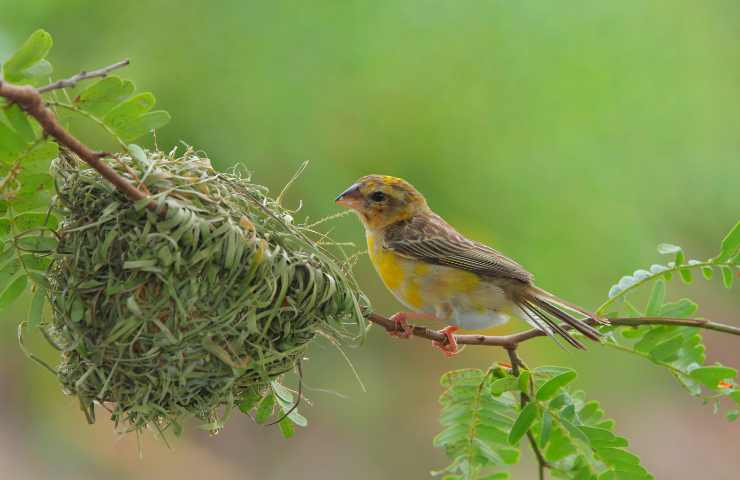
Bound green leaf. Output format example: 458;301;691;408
3;104;35;142
556;415;591;446
271;381;307;427
658;298;697;317
103;93;171;141
16;235;57;252
648;335;685;363
0;272;27;309
28;285;46;329
536;370;577;401
674;249;685;266
2;29;53;84
517;371;530;393
0;122;27;165
689;366;737;388
644;279;665;317
278;417;295;438
22;140;58;175
508;402;538;445
69;298;85;323
255;392;275;424
440;368;485;388
104;92;155;124
75;76;135;117
128;143;149;165
716;221;740;262
701;266;713;280
10;173;54;213
657;243;681;255
238;389;263;414
13;212;58;231
596;447;641;467
727;410;739;422
719;265;734;289
538;409;552;448
0;249;19;272
490;376;519;395
579;426;627;448
678;267;692;284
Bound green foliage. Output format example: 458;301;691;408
536;371;577;402
435;367;653;479
531;370;653;480
1;30;170;313
238;380;310;439
605;227;738;302
1;29;53;85
715;221;740;263
599;228;740;417
433;369;520;480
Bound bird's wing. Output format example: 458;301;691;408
383;213;533;283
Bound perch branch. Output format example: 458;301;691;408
0;75;155;210
37;59;130;93
367;313;740;349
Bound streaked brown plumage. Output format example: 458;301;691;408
336;174;607;355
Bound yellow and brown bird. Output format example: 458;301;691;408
336;175;606;356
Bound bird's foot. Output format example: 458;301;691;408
388;312;414;339
433;326;460;357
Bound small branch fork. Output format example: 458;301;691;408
37;59;130;93
0;60;156;210
368;313;740;350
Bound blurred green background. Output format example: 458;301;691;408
1;1;739;478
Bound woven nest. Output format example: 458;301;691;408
44;147;368;433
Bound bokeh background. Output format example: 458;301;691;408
1;1;739;479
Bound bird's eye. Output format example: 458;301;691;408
370;191;386;202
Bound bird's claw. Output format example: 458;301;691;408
433;325;460;357
388;312;414;339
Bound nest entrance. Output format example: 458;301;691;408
44;148;367;432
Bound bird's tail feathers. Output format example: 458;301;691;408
515;287;606;349
530;287;609;325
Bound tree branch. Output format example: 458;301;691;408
37;59;130;93
368;313;740;349
0;77;155;210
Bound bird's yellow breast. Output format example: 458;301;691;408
366;232;405;290
366;230;482;310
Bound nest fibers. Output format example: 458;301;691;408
44;147;369;433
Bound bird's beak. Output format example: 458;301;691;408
335;183;362;209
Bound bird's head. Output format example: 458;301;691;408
335;175;428;230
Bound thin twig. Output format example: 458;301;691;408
0;79;155;210
37;59;130;93
506;347;548;479
368;313;740;349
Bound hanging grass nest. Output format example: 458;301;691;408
44;147;369;433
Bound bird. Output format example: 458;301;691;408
335;174;607;356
